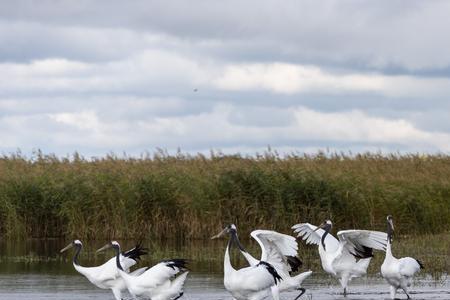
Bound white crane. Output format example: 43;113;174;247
224;226;312;300
381;215;424;299
293;220;387;296
211;224;283;300
60;239;147;300
97;241;188;300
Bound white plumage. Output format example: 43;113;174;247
381;215;423;299
238;230;312;299
212;224;283;300
98;241;188;300
293;221;387;295
60;240;146;300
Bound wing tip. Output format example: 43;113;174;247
163;258;189;271
416;259;424;269
123;244;148;261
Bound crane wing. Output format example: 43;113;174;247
292;223;340;252
92;254;136;282
87;244;147;283
250;230;299;273
136;259;188;288
337;230;387;259
399;257;423;277
121;244;147;270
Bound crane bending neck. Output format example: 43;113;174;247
114;246;124;271
231;231;246;252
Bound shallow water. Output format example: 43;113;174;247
0;273;448;299
0;239;448;299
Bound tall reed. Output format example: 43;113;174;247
0;151;449;240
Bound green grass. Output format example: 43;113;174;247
0;151;449;241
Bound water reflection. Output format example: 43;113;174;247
0;238;277;275
0;239;448;299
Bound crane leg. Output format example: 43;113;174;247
401;287;411;299
173;292;184;300
294;287;306;300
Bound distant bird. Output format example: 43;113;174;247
193;88;198;92
97;241;188;300
211;224;283;300
381;215;423;299
293;220;387;296
227;226;312;300
60;240;147;300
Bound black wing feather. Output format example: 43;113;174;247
258;261;283;284
122;244;148;262
286;255;303;273
163;258;189;270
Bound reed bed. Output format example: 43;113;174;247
0;151;449;241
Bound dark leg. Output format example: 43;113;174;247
401;288;411;299
173;292;184;300
294;287;306;300
343;287;347;297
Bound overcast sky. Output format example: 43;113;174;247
1;0;450;157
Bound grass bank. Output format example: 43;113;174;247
0;151;449;240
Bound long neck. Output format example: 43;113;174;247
224;237;235;273
387;222;393;244
386;222;393;256
321;225;331;251
231;231;246;252
231;231;259;265
73;245;82;266
115;246;124;271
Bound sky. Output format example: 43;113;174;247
1;0;450;157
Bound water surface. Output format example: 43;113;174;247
0;239;448;299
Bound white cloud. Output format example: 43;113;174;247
213;62;450;98
49;111;100;131
1;2;450;156
292;107;450;151
213;63;384;94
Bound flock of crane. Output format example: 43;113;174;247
60;215;423;300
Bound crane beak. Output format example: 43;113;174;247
313;222;325;232
96;243;112;253
60;243;73;253
211;228;227;239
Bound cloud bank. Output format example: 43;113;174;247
1;1;450;156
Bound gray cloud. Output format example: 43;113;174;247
1;1;450;157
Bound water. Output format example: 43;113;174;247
0;239;448;299
0;273;448;299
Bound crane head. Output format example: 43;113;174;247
211;224;237;239
60;240;82;253
96;240;120;253
314;220;333;232
386;215;394;230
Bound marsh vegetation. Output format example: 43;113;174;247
1;151;449;241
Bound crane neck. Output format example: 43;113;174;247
321;224;331;251
385;239;392;256
387;222;394;244
73;244;82;266
224;238;235;273
114;246;124;271
386;221;394;256
230;231;246;252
